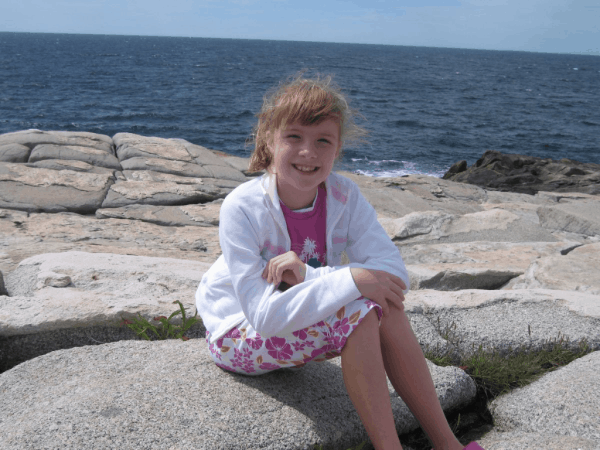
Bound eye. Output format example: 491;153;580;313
286;134;301;140
318;138;332;144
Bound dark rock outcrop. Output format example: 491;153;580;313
443;150;600;195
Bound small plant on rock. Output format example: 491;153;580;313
121;300;201;341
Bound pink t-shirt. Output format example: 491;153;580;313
280;185;327;269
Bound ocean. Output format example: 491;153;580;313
1;32;599;178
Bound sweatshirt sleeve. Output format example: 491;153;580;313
218;196;362;338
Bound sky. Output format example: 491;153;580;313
1;0;598;54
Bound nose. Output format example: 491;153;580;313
299;141;318;158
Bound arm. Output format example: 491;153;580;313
219;198;361;337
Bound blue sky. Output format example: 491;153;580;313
1;0;598;54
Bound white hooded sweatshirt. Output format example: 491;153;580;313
195;171;410;344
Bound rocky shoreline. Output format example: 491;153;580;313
1;129;599;449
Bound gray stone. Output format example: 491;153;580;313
489;351;600;443
29;159;117;174
0;163;114;213
1;251;209;336
180;141;237;167
113;133;193;162
507;243;600;294
120;156;247;182
0;143;30;162
382;208;557;246
0;269;7;296
478;430;600;450
29;144;121;170
538;198;600;237
0;129;113;153
0;209;222;275
402;241;579;291
121;169;243;189
406;289;600;355
95;201;222;227
100;179;229;208
0;339;476;449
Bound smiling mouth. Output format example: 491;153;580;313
293;164;319;172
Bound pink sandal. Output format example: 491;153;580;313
463;443;485;450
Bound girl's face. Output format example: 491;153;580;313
269;119;341;210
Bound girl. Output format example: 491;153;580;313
195;75;484;450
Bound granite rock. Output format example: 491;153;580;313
1;251;210;368
403;241;579;291
0;129;113;153
506;242;600;294
489;351;600;443
0;339;476;450
29;159;117;174
28;144;121;170
478;430;600;450
101;179;230;208
0;208;221;275
0;143;31;162
0;163;115;213
405;289;600;355
95;201;222;227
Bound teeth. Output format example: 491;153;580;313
295;165;317;172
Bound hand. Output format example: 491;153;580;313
262;251;306;287
350;268;406;316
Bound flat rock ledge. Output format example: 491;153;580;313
0;339;476;450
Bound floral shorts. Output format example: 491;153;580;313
206;297;382;375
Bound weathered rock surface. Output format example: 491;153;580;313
405;289;600;355
478;430;600;450
29;144;121;170
95;201;222;227
537;196;600;237
0;143;30;162
488;351;600;444
403;241;580;290
101;179;229;208
443;150;600;195
0;339;476;450
1;251;210;368
0;208;221;275
506;242;600;294
0;163;115;213
0;129;114;153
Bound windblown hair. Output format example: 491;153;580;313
248;74;367;173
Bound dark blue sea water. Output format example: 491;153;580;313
1;32;599;177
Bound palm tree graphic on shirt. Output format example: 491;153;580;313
299;237;323;268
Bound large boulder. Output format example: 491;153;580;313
1;251;210;369
443;150;600;195
0;163;114;213
96;201;222;227
0;339;476;449
488;351;600;444
405;289;600;355
0;143;30;162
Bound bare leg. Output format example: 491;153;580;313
380;305;463;450
341;310;402;450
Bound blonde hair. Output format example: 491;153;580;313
248;74;367;173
